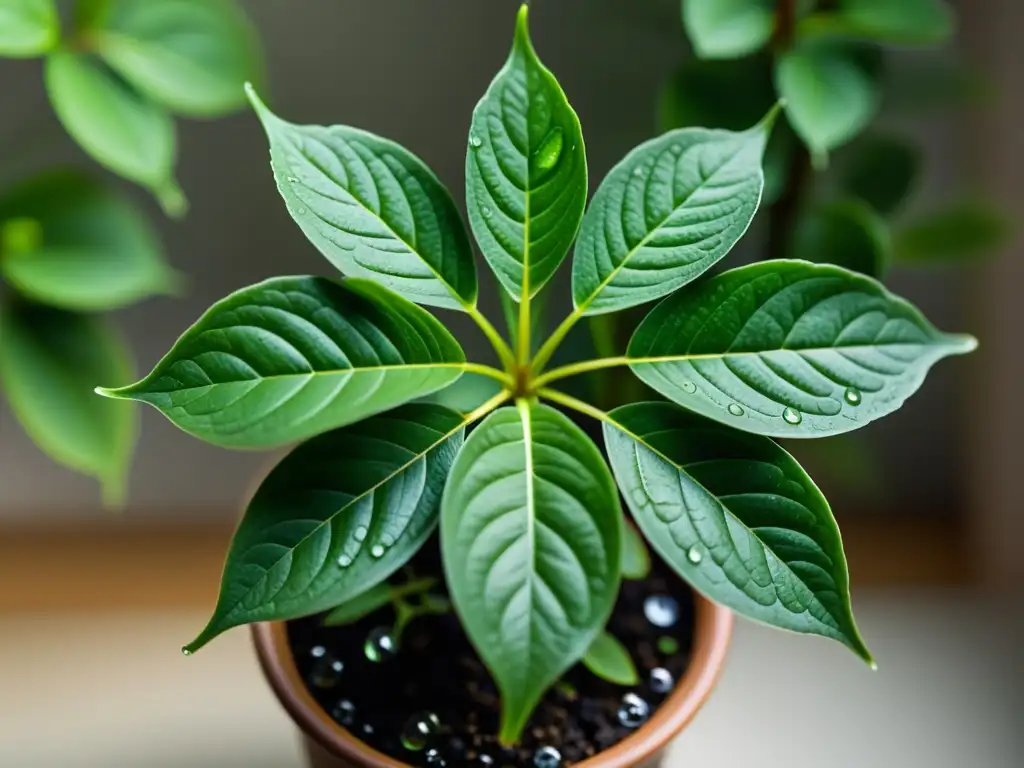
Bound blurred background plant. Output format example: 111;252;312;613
0;0;262;505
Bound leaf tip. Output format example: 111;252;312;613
245;82;276;125
155;180;188;219
757;99;786;136
94;386;121;399
952;334;979;354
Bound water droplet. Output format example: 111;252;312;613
400;711;441;751
309;656;344;689
331;699;356;726
481;205;493;219
782;407;802;425
681;381;697;394
844;387;862;406
617;692;651;728
534;746;562;768
354;526;368;542
643;594;680;628
532;127;564;172
479;755;495;767
687;544;703;564
727;403;745;417
425;748;447;766
657;635;680;655
650;667;675;694
362;723;375;736
287;176;299;183
371;544;385;558
181;647;192;656
671;143;682;155
632;166;644;178
364;626;397;663
297;207;307;215
337;554;353;568
310;645;327;659
381;533;395;548
470;134;483;149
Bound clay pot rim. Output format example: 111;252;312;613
252;593;732;767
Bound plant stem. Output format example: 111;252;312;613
538;387;611;426
461;362;516;387
517;287;532;366
466;304;517;372
767;141;811;259
531;305;584;374
464;390;512;424
532;356;631;389
773;0;799;49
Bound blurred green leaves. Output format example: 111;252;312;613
0;0;58;57
801;0;953;46
682;0;774;60
789;199;891;278
895;202;1010;264
839;134;921;216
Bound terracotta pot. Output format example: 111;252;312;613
252;594;733;768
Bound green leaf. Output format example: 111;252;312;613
422;373;503;415
789;198;891;279
246;87;477;311
806;0;954;46
185;404;465;651
621;521;652;581
322;577;437;627
0;0;57;56
603;402;872;662
776;43;879;160
627;259;976;438
98;276;467;449
839;135;920;216
895;202;1010;264
571;109;775;315
44;51;183;214
82;0;262;117
442;402;622;744
0;304;136;506
582;631;640;686
682;0;774;60
0;171;177;310
465;4;587;302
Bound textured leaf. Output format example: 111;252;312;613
571;111;774;315
627;260;976;438
895;202;1010;264
465;5;587;301
44;51;183;214
621;521;652;580
682;0;774;60
789;199;891;279
247;87;477;311
0;304;136;506
582;631;639;686
839;135;920;216
442;402;622;743
0;171;177;310
0;0;57;56
83;0;262;117
604;402;871;661
776;43;879;159
98;277;467;449
832;0;953;45
185;404;465;651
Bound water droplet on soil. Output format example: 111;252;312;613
532;127;564;172
309;656;344;689
687;544;703;564
364;626;397;663
534;746;562;768
650;667;675;694
643;594;680;628
400;711;441;751
782;407;802;425
425;748;447;766
362;723;374;736
617;692;651;728
331;699;356;726
310;645;327;659
844;387;862;406
478;755;495;766
727;403;745;417
681;381;697;394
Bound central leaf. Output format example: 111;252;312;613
98;276;467;448
441;402;622;744
465;5;587;302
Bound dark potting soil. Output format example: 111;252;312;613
288;542;695;767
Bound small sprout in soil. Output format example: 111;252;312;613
649;667;675;694
309;656;344;689
364;626;398;663
657;635;680;655
616;693;651;729
643;594;680;628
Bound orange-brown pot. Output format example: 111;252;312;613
252;595;732;768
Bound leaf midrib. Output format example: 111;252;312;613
515;399;537;672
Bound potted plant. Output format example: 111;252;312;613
97;5;975;766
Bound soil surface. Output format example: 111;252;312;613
288;541;695;767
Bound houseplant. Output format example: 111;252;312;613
98;5;975;765
0;0;261;504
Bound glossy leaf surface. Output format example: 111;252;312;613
442;402;621;743
572;114;773;315
99;277;466;448
0;172;176;310
248;88;477;310
45;51;183;214
186;404;465;651
628;260;976;438
604;402;871;661
0;304;135;506
682;0;774;60
0;0;57;56
84;0;262;117
465;5;587;301
582;631;639;686
789;199;891;279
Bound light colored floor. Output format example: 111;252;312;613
1;591;1020;767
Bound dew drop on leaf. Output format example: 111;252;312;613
337;554;353;568
532;127;564;173
470;134;483;149
687;544;703;564
844;387;862;406
728;403;745;416
371;544;385;558
782;407;803;425
354;526;368;542
681;381;697;394
481;205;493;219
